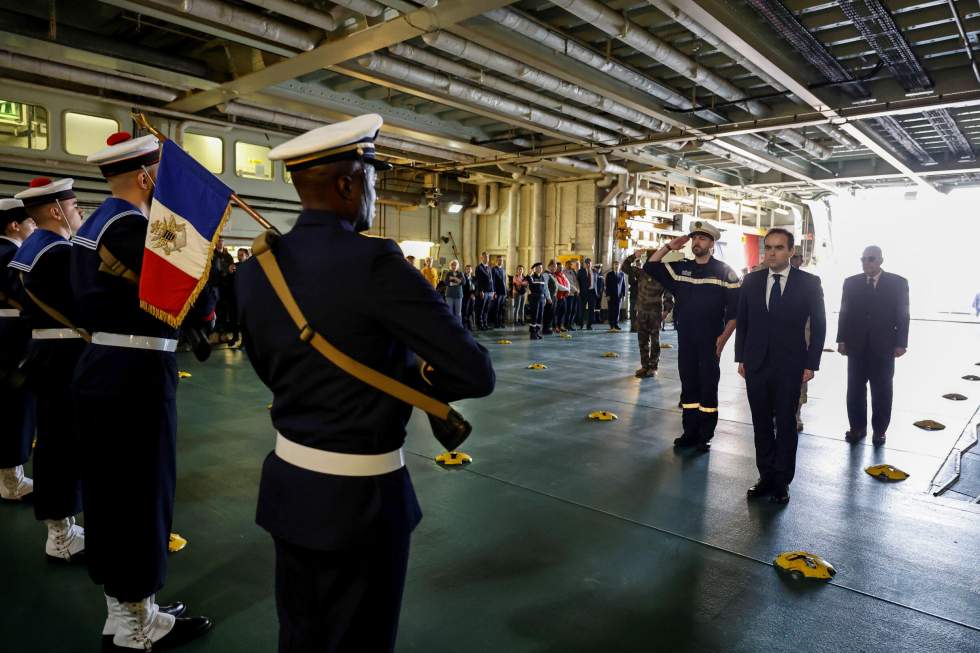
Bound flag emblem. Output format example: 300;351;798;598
139;139;232;327
148;214;187;255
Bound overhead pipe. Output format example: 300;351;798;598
0;50;178;101
549;0;768;116
422;31;669;133
218;101;476;163
143;0;318;51
461;184;486;267
389;42;640;140
550;156;629;175
360;52;622;144
330;0;385;17
238;0;337;31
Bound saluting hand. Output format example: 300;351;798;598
667;235;690;251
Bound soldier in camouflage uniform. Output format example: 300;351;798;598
624;250;674;378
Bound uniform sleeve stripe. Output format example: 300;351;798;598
664;262;741;289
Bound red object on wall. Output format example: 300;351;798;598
744;234;761;269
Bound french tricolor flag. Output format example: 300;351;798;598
139;139;232;327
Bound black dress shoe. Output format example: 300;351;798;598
769;486;790;504
673;435;697;448
695;441;711;453
872;432;886;446
844;429;866;443
746;481;771;499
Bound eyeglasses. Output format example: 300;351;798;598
860;256;879;262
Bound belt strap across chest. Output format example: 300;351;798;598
274;432;404;477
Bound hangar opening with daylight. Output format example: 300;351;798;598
1;1;979;652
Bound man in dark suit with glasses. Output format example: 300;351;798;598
837;246;909;447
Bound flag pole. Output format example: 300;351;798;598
132;112;280;234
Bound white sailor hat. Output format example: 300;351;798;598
87;131;161;177
269;113;392;172
0;198;29;226
14;177;76;208
688;220;721;241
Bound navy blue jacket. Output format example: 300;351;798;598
491;265;506;295
837;271;909;356
605;270;626;299
647;257;740;338
734;267;826;373
475;262;494;293
237;211;495;551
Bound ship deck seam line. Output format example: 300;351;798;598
406;449;980;634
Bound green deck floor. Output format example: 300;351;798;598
3;320;980;652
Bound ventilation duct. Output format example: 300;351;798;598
238;0;337;31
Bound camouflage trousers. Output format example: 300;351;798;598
636;310;663;370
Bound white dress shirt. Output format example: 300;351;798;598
766;265;790;310
867;270;882;288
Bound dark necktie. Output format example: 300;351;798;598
867;276;875;290
769;273;782;312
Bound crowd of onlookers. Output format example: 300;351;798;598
410;252;673;339
212;238;251;346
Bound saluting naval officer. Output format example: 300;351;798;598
645;221;740;452
71;132;212;651
236;114;495;653
7;178;86;560
0;198;36;501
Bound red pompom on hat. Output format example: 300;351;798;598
106;131;132;146
29;177;52;188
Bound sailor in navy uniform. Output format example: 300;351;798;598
7;178;86;560
236;114;495;653
71;132;212;651
0;198;36;501
645;221;740;452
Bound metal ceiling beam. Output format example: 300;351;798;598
166;0;516;113
674;0;939;192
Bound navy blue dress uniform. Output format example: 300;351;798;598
0;198;36;501
604;266;627;330
474;257;494;329
735;265;826;501
646;225;740;447
235;114;494;653
72;132;213;650
8;178;86;560
837;269;909;442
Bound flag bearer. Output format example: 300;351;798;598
7;178;86;560
72;132;212;651
236;114;494;652
0;198;36;501
645;221;740;452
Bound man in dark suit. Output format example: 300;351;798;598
837;246;909;446
474;251;494;330
604;260;627;331
735;228;826;505
577;258;598;329
237;114;495;652
491;257;507;327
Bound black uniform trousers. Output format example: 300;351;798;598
475;292;494;329
75;345;177;601
554;297;566;330
273;526;410;653
26;339;84;521
542;298;555;333
527;294;544;333
461;294;474;330
846;339;895;435
745;362;803;487
677;329;720;442
0;319;34;469
608;297;622;329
